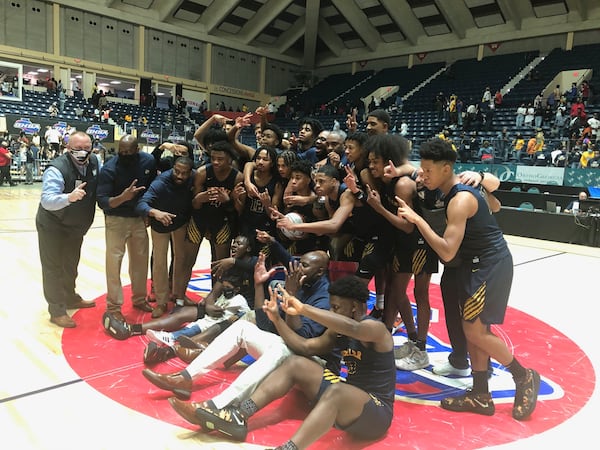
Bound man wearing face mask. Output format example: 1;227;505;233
141;250;332;408
97;135;157;324
36;131;100;328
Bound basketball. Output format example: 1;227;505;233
279;212;306;240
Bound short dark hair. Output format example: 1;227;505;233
210;140;237;160
366;133;410;165
328;275;369;304
345;131;368;147
367;109;391;128
262;123;284;147
221;272;243;287
290;159;313;178
173;156;194;169
316;164;339;180
419;138;457;163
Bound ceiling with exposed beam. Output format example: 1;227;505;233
52;0;600;68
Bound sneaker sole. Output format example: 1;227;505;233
146;330;174;348
195;408;247;441
432;367;471;377
441;401;496;416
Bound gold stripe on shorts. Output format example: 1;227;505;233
463;282;486;321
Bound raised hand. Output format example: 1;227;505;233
68;182;87;203
121;178;145;201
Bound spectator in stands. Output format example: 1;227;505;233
524;103;534;127
496;127;510;161
515;103;526;127
534;102;544;129
588;113;600;143
494;90;503;108
580;80;590;104
588;146;600;169
566;83;578;103
481;87;492;105
511;133;525;161
48;102;59;117
579;144;595;168
477;140;495;163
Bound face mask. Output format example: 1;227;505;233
222;288;235;299
71;150;90;164
118;153;139;166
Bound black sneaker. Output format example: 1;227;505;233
441;390;495;416
512;368;540;420
102;312;131;340
195;403;248;441
143;341;175;365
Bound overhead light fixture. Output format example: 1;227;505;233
76;75;82;79
156;92;165;96
110;80;121;85
37;68;49;73
28;71;38;75
126;88;135;91
99;83;109;87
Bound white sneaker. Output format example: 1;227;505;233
395;348;429;371
146;330;176;348
394;340;416;359
432;360;470;377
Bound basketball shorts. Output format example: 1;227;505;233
457;253;513;325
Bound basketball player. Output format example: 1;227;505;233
396;138;541;420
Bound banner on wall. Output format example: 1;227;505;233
6;114;114;141
514;166;565;185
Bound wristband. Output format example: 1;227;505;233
353;190;365;201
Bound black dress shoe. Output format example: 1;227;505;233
50;314;76;328
133;300;154;313
144;342;176;365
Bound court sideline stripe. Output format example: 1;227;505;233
0;379;84;403
513;251;565;267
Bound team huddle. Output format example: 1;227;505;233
37;109;541;449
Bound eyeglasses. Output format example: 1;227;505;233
70;148;91;152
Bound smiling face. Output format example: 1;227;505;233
366;116;388;135
368;152;386;179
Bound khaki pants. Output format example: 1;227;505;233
105;215;149;312
150;223;189;306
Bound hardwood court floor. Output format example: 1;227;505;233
0;182;598;450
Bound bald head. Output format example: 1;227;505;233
119;134;139;155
